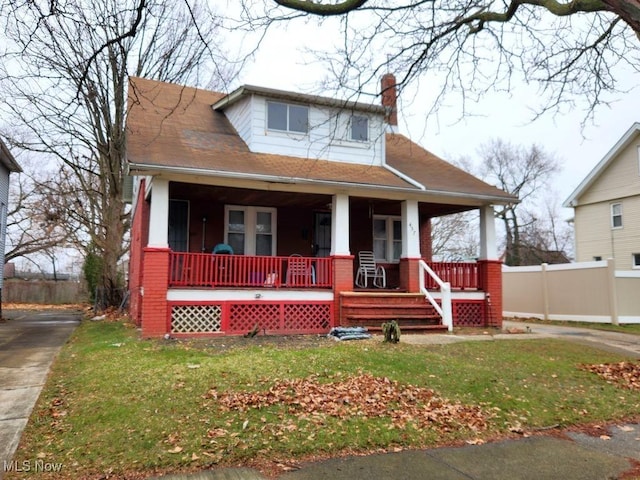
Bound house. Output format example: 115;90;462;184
0;138;22;316
126;75;516;337
563;122;640;270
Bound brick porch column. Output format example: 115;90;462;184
332;255;354;327
399;258;421;292
141;247;171;337
478;259;503;328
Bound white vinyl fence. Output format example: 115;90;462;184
503;259;640;324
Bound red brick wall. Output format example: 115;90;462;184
128;180;149;326
478;260;503;328
141;247;171;337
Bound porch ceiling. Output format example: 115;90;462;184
170;183;332;209
171;183;479;217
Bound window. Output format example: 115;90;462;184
267;101;308;133
611;203;622;228
350;115;369;141
593;256;602;261
224;206;277;256
168;200;189;252
633;253;640;269
373;216;402;262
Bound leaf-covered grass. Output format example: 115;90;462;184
9;319;640;479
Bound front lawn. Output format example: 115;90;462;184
9;319;640;479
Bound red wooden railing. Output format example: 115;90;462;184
424;261;480;290
169;252;333;288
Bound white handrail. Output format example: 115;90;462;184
419;260;453;332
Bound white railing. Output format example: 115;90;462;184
419;260;453;332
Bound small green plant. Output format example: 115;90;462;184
382;320;401;343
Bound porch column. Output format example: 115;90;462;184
478;205;502;328
142;177;170;337
148;177;169;248
400;200;421;292
479;205;497;260
330;193;350;256
331;193;353;327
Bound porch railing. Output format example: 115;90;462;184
169;252;333;289
425;261;479;290
419;260;453;332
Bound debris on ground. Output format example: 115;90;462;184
208;373;490;434
327;326;372;341
580;361;640;390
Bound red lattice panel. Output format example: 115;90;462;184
284;303;331;332
229;303;280;333
453;300;486;327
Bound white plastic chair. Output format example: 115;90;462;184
355;251;386;288
286;254;315;286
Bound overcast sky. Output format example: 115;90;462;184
232;10;639;216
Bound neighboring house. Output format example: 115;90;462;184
563;122;640;271
126;75;516;338
0;139;22;314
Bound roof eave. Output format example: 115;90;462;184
212;85;386;115
127;161;515;205
0;140;22;173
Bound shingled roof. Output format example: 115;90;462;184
126;76;515;204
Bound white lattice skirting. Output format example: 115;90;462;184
171;304;222;333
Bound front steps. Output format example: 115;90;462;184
339;292;447;334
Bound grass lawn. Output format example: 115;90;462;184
9;318;640;479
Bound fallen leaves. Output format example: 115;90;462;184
580;361;640;390
206;373;491;434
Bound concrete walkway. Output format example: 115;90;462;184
0;309;80;479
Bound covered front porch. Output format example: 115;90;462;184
131;179;502;337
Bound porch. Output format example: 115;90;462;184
132;179;503;337
163;251;496;335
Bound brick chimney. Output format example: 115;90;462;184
381;73;397;126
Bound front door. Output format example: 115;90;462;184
313;212;331;257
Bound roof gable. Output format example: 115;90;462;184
563;122;640;208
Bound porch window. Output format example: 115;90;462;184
267;101;309;134
611;203;622;229
224;206;277;255
168;199;189;252
373;216;401;262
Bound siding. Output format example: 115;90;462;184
0;163;9;290
227;95;385;166
579;133;640;205
223;95;253;146
574;195;640;270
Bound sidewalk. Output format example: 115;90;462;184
152;422;640;479
0;309;80;479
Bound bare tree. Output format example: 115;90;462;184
0;0;233;306
431;211;479;261
477;139;561;265
244;0;638;119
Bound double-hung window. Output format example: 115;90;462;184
611;202;623;229
267;101;309;134
225;206;277;256
373;216;402;262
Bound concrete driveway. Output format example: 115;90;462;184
0;309;80;478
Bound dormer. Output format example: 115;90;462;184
212;85;387;166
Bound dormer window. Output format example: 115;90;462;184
267;101;309;134
350;115;369;141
